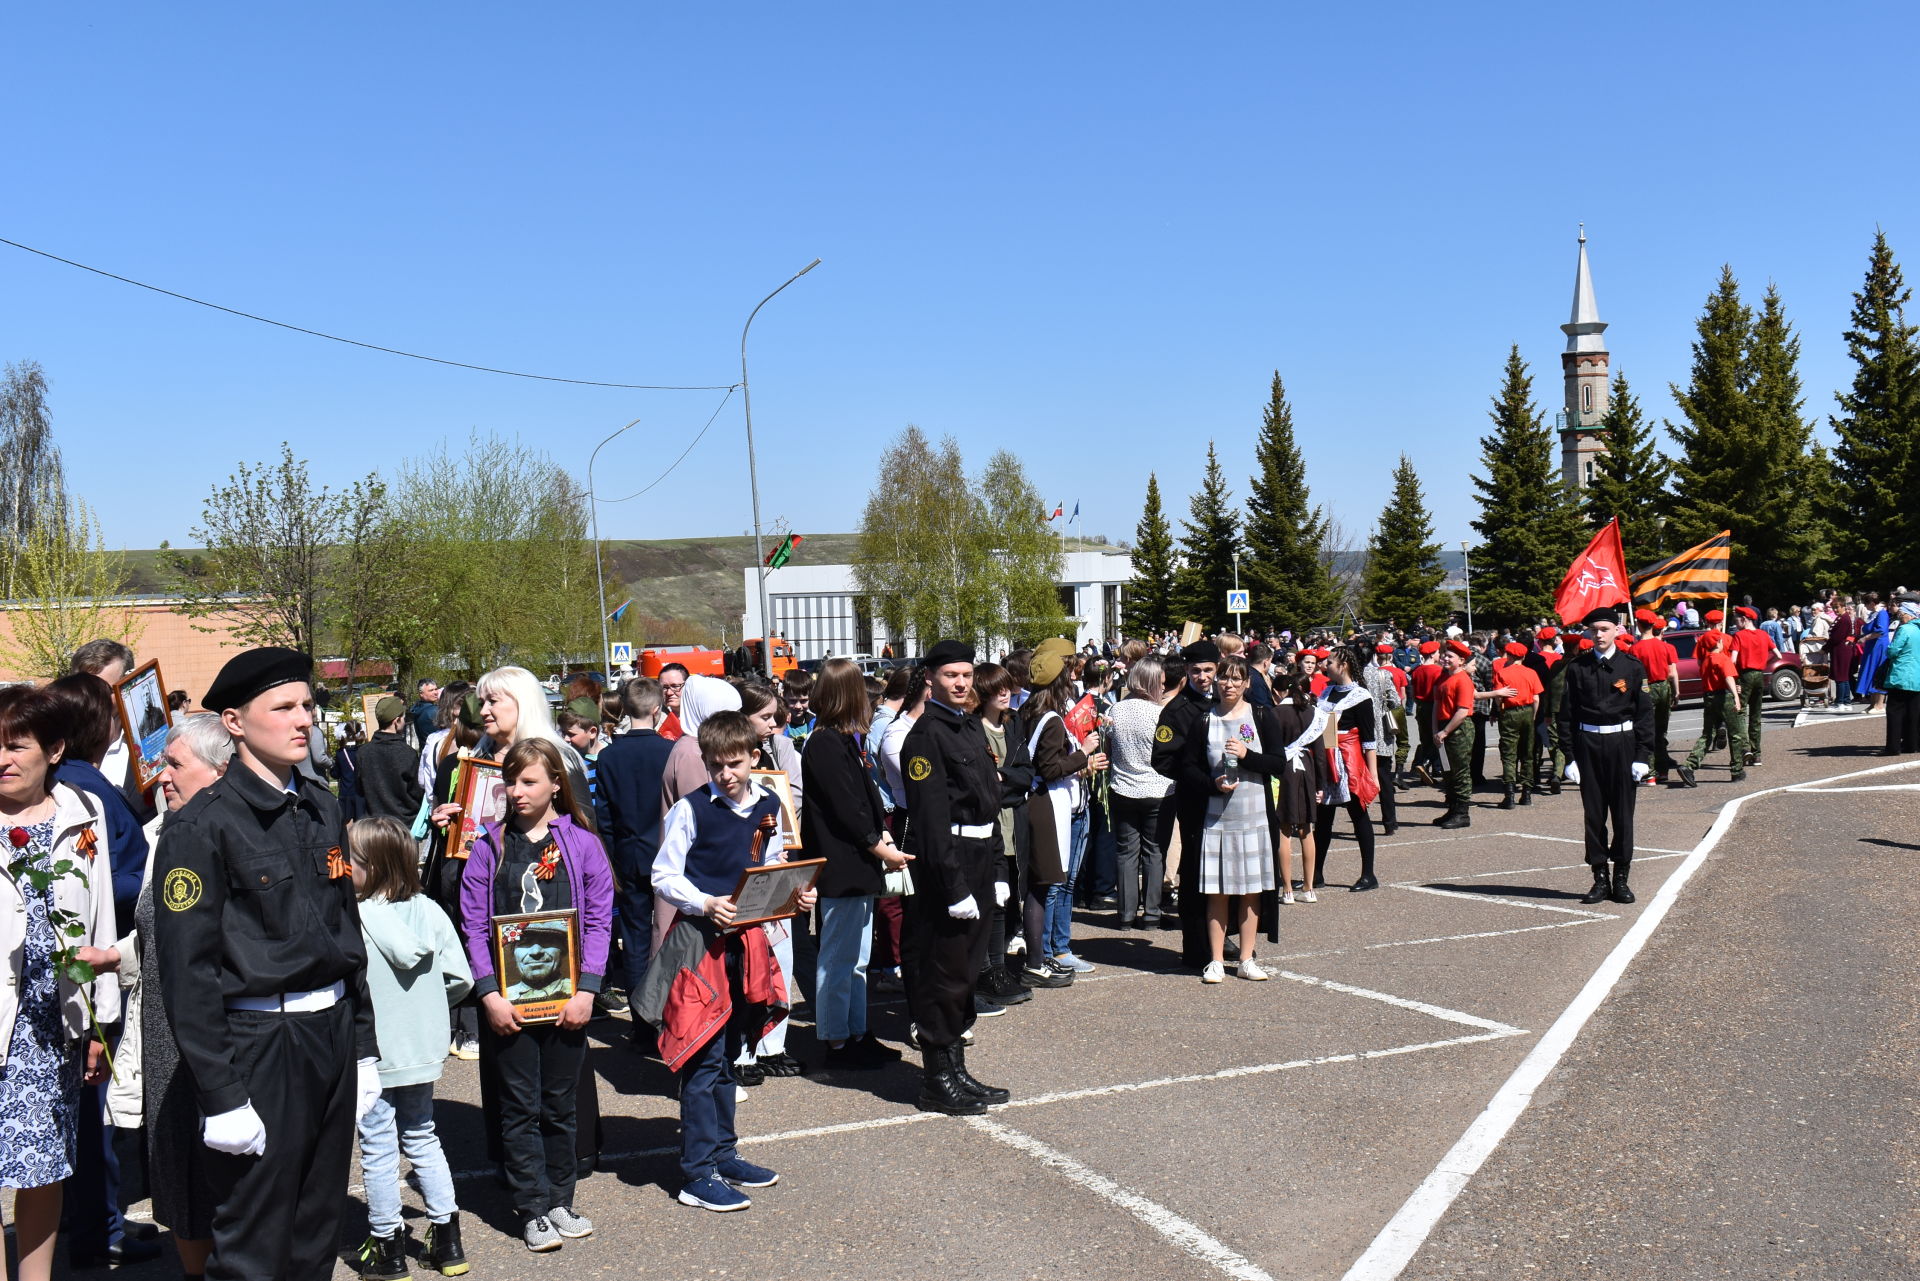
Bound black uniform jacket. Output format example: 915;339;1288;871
1554;647;1656;766
900;699;1003;906
154;762;376;1115
1150;684;1217;814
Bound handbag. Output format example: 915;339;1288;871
882;864;916;898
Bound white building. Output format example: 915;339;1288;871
741;549;1135;662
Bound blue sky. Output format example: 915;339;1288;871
5;4;1912;563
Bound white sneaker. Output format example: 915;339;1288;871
735;1085;750;1104
1301;890;1318;903
1201;961;1226;984
1237;958;1269;981
1280;890;1295;905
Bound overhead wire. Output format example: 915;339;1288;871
596;386;738;504
0;235;739;391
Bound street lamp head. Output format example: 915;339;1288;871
797;258;822;277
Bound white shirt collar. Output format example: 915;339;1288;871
705;778;767;816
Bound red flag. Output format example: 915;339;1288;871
1554;517;1630;625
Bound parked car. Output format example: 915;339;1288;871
1660;629;1805;703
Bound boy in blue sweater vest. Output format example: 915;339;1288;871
650;711;816;1211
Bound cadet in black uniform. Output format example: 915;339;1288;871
1554;607;1654;906
900;639;1010;1116
1150;640;1219;968
153;648;380;1281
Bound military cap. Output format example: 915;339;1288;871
1182;639;1221;664
1028;648;1066;688
374;695;407;725
923;639;976;669
1580;605;1624;627
203;647;313;713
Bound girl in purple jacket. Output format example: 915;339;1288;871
457;739;614;1254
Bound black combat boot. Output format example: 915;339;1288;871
1518;787;1532;806
915;1044;987;1116
423;1216;469;1277
1437;801;1471;830
1580;869;1612;905
1499;786;1515;810
353;1232;411;1281
1610;866;1635;904
949;1043;1010;1104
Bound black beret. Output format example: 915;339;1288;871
923;639;976;669
202;647;313;712
1182;640;1222;664
1580;605;1625;627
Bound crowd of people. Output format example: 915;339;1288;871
4;591;1917;1280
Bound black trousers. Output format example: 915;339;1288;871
203;1002;356;1281
483;1020;587;1218
1313;799;1376;885
1175;803;1209;966
1573;730;1637;872
1376;766;1397;830
1886;688;1920;753
905;837;995;1049
1111;793;1173;924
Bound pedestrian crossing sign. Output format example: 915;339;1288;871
1227;589;1250;614
609;641;634;667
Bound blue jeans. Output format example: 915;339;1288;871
814;895;874;1042
612;867;654;993
357;1083;457;1237
1044;808;1091;958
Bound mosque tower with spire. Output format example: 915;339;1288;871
1559;225;1610;488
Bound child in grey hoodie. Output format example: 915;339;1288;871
348;817;475;1280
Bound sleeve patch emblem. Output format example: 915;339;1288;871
1155;725;1174;743
907;756;932;782
162;867;203;912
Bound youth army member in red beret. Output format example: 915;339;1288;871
154;648;381;1281
1633;611;1682;783
1535;627;1570;791
1554;607;1655;904
1729;606;1778;767
1491;642;1544;808
1407;641;1445;786
1431;640;1510;828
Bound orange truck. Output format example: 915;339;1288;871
638;638;796;680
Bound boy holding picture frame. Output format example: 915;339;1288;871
646;711;817;1214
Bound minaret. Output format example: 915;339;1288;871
1560;225;1610;488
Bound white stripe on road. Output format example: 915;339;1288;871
1340;756;1920;1281
968;1116;1278;1281
1389;881;1617;920
1783;783;1920;793
1508;832;1692;855
1274;970;1523;1035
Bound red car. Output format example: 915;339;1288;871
1659;629;1806;704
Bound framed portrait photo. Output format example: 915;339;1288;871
449;758;507;860
727;857;826;930
113;661;173;792
490;909;580;1023
750;769;800;850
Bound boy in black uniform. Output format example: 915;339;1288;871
1150;640;1219;967
1554;607;1655;906
900;639;1010;1116
154;648;381;1281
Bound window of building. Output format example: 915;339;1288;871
1581;383;1593;413
1102;584;1121;638
1583;458;1596;485
1058;584;1078;618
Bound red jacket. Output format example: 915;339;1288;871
648;916;787;1072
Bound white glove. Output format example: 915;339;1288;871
1631;761;1651;782
1564;762;1582;785
203;1102;267;1157
355;1057;382;1120
948;895;980;920
993;881;1010;907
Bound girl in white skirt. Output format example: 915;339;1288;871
1193;656;1285;983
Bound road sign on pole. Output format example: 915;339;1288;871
608;641;633;670
1226;589;1249;631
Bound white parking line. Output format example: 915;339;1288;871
1273;970;1522;1035
1783;783;1920;793
1509;832;1692;855
1340;756;1920;1281
968;1116;1278;1281
1389;882;1617;920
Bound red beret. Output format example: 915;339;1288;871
1538;626;1558;641
1697;631;1722;653
1446;638;1472;658
1504;642;1527;658
1735;606;1758;620
1648;616;1666;631
1634;608;1658;624
1375;642;1394;654
1578;637;1595;650
1417;640;1440;655
1705;609;1724;622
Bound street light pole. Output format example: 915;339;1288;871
1461;540;1474;635
741;257;822;679
589;418;642;680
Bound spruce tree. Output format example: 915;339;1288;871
1664;267;1754;556
1743;283;1825;602
1582;371;1671;563
1172;441;1241;631
1122;472;1178;636
1361;454;1450;625
1830;230;1920;585
1470;346;1588;628
1242;371;1339;632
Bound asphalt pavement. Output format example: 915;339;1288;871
90;704;1910;1281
